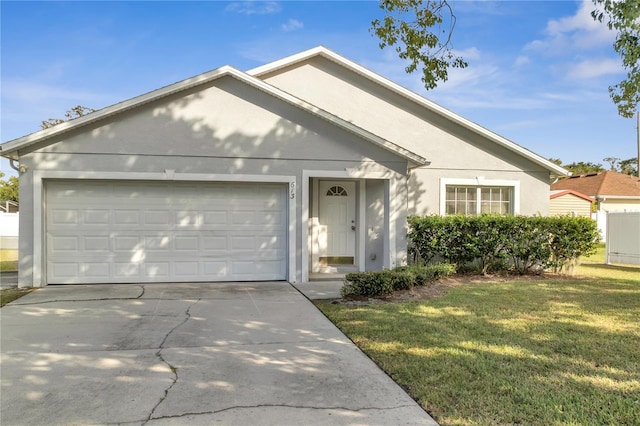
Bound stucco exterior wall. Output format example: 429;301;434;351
16;76;410;285
365;179;385;271
259;58;552;215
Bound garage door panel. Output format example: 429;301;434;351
84;210;110;225
46;181;287;284
84;236;110;251
145;211;171;225
115;263;140;278
114;210;140;225
51;209;79;225
85;263;110;278
47;265;78;283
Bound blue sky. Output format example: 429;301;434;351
1;0;636;176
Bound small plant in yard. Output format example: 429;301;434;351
341;263;455;298
320;263;640;425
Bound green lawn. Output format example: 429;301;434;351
318;261;640;425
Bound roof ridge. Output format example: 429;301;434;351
249;46;568;177
1;61;427;167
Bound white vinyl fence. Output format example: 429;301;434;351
0;212;19;250
606;211;640;266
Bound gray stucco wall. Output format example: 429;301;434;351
16;75;409;286
259;58;552;215
365;179;385;271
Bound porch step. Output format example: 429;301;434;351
309;273;346;281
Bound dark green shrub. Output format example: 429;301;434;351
389;269;416;291
341;271;393;297
408;215;599;275
547;216;600;272
407;215;447;263
502;216;552;274
472;215;510;274
341;263;455;298
409;263;456;283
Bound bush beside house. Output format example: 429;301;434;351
408;215;599;274
341;215;599;299
341;263;456;298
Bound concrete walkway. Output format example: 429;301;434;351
0;282;436;425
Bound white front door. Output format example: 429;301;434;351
318;181;356;265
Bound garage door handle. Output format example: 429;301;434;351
351;225;356;231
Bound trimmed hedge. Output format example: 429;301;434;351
341;263;455;298
408;215;599;274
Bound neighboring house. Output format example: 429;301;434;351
551;171;640;212
551;171;640;235
0;200;19;213
0;47;567;287
549;190;594;217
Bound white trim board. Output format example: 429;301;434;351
439;178;521;215
32;170;296;286
301;169;397;283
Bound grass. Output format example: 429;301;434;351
0;287;33;307
318;259;640;425
582;242;606;264
1;249;25;306
1;249;18;272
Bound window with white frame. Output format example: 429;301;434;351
441;179;518;215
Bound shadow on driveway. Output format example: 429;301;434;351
0;282;436;425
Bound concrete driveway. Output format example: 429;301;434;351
1;282;436;425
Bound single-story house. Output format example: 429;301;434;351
551;171;640;234
549;189;594;217
0;46;568;287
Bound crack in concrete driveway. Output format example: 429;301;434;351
0;282;437;425
144;299;199;425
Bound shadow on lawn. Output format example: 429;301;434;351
580;262;640;274
324;279;640;425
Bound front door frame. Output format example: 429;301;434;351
315;179;358;272
301;169;396;283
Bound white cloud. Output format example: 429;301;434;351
2;79;104;104
225;1;281;15
525;1;615;54
514;55;530;67
282;18;303;32
452;47;481;61
566;58;623;80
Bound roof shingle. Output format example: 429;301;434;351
551;171;640;197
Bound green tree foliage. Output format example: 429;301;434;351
41;105;96;129
592;0;640;118
552;157;637;176
371;0;467;90
0;171;19;202
619;157;639;175
563;161;606;175
547;158;563;166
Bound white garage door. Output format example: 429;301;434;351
45;180;288;284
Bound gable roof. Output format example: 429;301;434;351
248;46;569;177
0;64;427;167
550;189;594;203
551;171;640;198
